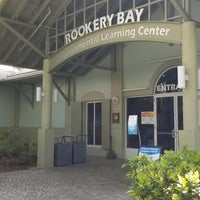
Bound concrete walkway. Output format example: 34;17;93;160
0;156;132;200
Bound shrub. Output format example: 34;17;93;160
123;147;200;200
0;128;37;163
0;128;20;157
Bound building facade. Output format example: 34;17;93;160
0;0;200;168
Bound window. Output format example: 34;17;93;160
127;97;154;148
87;102;102;145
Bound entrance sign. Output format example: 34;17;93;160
156;83;179;93
155;67;182;94
65;9;144;44
128;115;138;135
50;23;181;70
138;146;161;161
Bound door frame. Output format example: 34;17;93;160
154;92;182;151
86;101;102;147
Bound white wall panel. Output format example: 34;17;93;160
123;41;181;90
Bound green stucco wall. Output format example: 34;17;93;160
0;85;15;127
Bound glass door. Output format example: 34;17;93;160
125;96;154;158
87;102;102;146
156;96;175;150
155;95;183;151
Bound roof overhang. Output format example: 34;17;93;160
0;70;43;83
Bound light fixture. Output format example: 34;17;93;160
36;87;42;102
198;69;200;90
177;65;186;89
53;88;58;102
36;87;58;102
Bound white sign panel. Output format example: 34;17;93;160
141;112;154;124
128;115;138;135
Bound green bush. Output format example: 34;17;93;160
0;128;22;157
0;128;37;163
123;147;200;200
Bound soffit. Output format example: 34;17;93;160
0;0;121;78
0;0;71;70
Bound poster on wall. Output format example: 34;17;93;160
128;115;138;135
141;111;154;124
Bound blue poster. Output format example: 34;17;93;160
128;115;138;135
138;146;161;161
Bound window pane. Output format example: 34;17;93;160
127;97;154;148
85;0;95;7
87;102;102;146
109;0;119;14
95;103;102;145
135;0;148;7
75;0;84;11
157;97;174;132
121;0;133;11
156;97;175;151
86;7;95;22
87;103;94;145
75;11;84;27
178;96;183;130
96;3;107;18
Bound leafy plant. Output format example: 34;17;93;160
123;147;200;200
0;128;14;157
0;128;37;163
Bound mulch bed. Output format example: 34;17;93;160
0;157;36;173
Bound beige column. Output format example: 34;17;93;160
179;21;199;149
111;44;124;157
41;59;52;129
37;59;54;168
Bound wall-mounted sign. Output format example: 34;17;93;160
65;9;144;45
156;83;179;93
155;67;182;94
50;23;181;71
138;146;161;161
141;111;154;124
128;115;138;135
112;113;120;123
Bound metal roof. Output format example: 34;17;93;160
0;0;123;77
0;0;198;79
0;0;70;70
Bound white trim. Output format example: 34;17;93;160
122;87;148;92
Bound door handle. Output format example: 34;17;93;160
172;130;177;138
172;130;179;138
